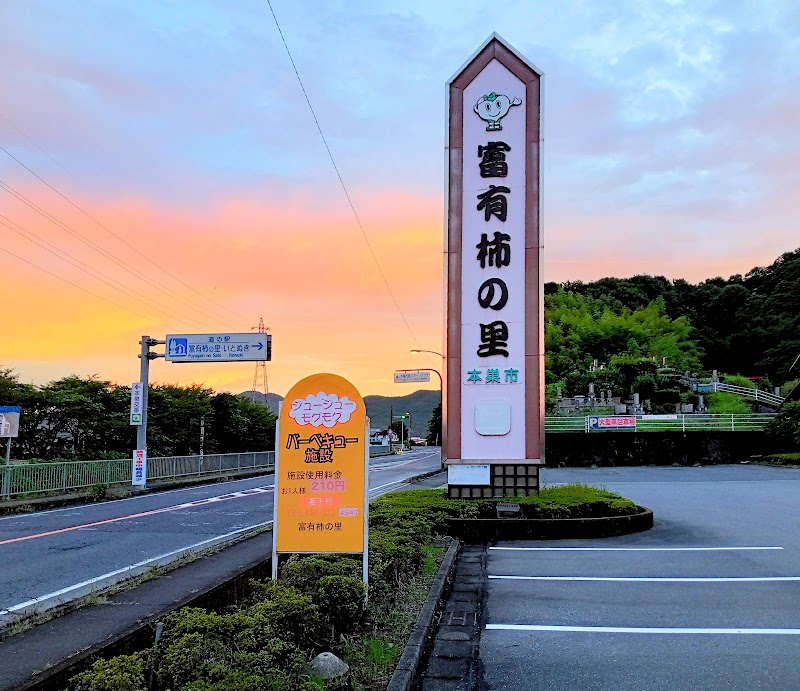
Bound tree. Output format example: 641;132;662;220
426;402;442;445
545;290;702;396
765;402;800;452
206;393;276;454
389;419;409;445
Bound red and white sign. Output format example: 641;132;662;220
589;416;637;430
132;448;147;486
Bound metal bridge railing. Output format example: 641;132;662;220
1;451;275;500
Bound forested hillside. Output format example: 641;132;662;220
547;247;800;383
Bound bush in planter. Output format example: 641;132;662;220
69;655;146;691
317;575;366;635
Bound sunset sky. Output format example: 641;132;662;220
1;1;798;397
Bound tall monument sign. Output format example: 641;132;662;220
444;34;544;497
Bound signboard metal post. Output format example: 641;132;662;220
272;373;369;597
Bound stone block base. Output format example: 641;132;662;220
448;464;539;499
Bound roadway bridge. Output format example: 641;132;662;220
0;447;442;628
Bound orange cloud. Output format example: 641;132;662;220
0;184;443;397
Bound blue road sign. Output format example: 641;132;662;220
164;333;272;363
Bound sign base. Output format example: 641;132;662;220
447;461;540;499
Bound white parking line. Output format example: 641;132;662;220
490;575;800;582
486;624;800;635
490;546;784;552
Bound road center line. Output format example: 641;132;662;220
490;546;783;552
486;624;800;635
0;486;274;546
489;575;800;582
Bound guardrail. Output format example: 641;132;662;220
1;451;275;500
544;413;776;433
680;380;785;408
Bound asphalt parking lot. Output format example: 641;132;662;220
480;465;800;691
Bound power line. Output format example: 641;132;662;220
0;214;209;331
0;243;158;321
0;111;72;178
264;0;421;348
0;179;231;330
0;145;250;325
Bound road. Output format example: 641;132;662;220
480;465;800;690
0;447;441;619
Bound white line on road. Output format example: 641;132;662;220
0;472;277;521
489;575;800;582
0;521;273;615
490;546;784;551
486;624;800;635
369;479;411;493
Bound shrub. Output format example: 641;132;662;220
705;392;751;414
89;483;109;502
766;402;800;451
69;655;146;691
316;575;366;635
247;581;322;647
720;374;756;389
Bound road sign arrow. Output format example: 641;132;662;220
255;342;264;350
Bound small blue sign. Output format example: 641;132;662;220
168;338;188;358
0;406;21;414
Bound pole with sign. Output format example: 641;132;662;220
1;406;21;498
272;373;369;593
133;330;273;489
444;33;544;498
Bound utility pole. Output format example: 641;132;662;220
137;335;165;488
199;415;205;458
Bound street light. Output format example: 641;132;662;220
411;349;444;358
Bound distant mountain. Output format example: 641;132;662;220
238;389;441;437
364;390;441;438
239;391;284;414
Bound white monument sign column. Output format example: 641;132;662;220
445;34;544;498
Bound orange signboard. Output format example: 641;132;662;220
274;373;367;554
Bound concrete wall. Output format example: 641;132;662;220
545;432;774;467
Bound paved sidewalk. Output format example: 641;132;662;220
417;544;487;691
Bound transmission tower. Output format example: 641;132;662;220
251;317;270;405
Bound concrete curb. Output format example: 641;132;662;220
386;537;461;691
445;507;654;543
407;468;446;484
